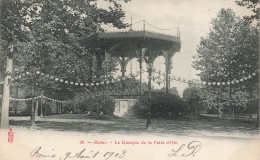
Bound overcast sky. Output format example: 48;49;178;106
100;0;252;96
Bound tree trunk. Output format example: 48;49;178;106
0;56;13;129
14;86;18;116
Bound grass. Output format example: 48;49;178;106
9;114;259;137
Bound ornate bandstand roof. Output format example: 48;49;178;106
97;30;181;58
98;30;180;42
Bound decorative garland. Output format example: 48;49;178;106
9;95;70;103
170;70;258;86
9;70;125;87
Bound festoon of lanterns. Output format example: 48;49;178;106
10;70;126;88
5;69;259;88
10;95;71;103
169;70;258;86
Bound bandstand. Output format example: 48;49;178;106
97;27;181;95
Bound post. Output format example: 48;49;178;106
35;98;39;117
146;61;153;129
40;96;43;117
0;51;13;129
30;69;36;128
30;99;36;127
61;102;63;114
229;85;233;116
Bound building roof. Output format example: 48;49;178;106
98;30;180;43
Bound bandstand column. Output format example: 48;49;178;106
146;60;153;93
136;48;147;95
163;51;174;94
118;56;127;92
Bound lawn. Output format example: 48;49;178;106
9;114;259;138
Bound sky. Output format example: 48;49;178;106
99;0;252;96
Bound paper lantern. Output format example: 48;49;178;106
80;83;84;86
217;82;220;85
60;79;64;82
55;78;59;81
227;82;230;85
70;82;74;85
252;72;256;76
106;81;110;84
36;71;40;74
75;83;79;86
212;82;216;85
231;81;235;84
65;81;68;84
222;82;225;85
85;83;89;86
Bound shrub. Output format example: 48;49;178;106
76;94;115;115
130;91;187;118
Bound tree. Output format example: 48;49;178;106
0;0;130;128
159;87;178;96
183;86;206;115
0;0;28;128
193;8;259;116
235;0;259;26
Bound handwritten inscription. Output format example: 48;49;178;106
30;147;127;160
168;141;202;158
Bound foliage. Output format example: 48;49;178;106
74;92;115;115
193;8;259;115
0;0;130;106
235;0;259;26
183;85;207;115
157;87;178;96
131;91;187;118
